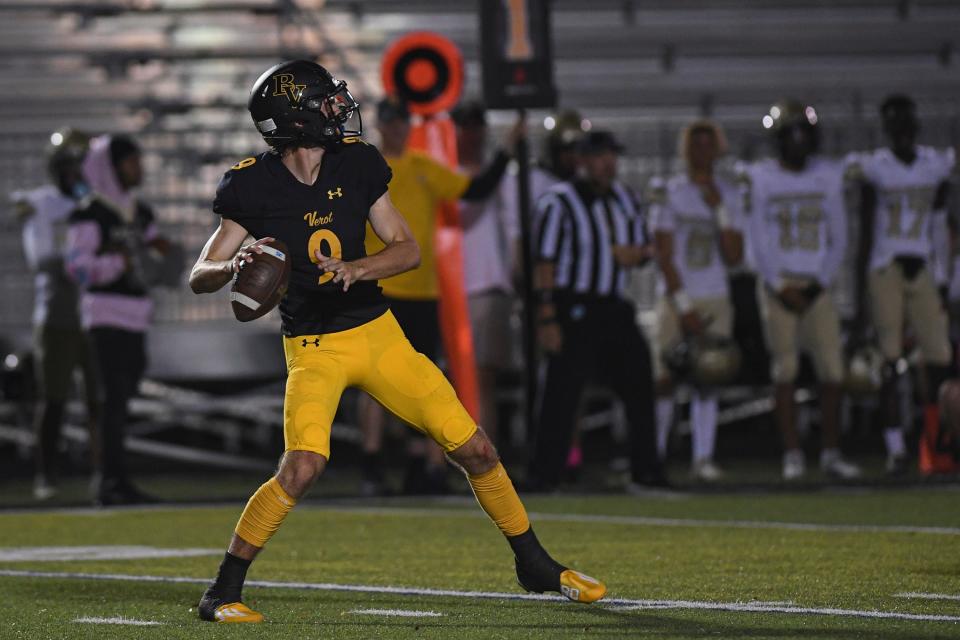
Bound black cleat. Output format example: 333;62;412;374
515;557;607;603
198;586;263;623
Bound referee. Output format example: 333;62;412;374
527;130;665;491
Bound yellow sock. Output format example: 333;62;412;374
234;477;297;548
468;462;530;537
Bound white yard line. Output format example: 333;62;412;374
311;505;960;537
2;569;958;623
606;600;960;622
73;616;161;626
348;609;443;617
0;546;221;562
5;502;959;537
896;592;960;601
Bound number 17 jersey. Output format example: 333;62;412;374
212;140;393;336
845;146;954;271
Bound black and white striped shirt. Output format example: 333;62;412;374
535;180;648;298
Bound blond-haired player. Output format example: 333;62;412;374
651;120;744;481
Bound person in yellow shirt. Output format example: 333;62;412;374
359;97;522;495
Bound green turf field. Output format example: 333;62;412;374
1;488;959;639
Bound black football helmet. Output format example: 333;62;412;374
664;334;742;387
763;100;819;137
248;60;362;149
46;128;90;177
45;128;90;197
763;99;821;162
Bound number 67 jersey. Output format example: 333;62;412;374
212;139;393;336
741;157;847;290
845;146;955;273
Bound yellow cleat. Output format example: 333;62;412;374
559;569;607;603
210;602;264;623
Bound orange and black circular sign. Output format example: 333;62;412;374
381;32;463;116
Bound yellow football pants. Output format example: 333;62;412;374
282;310;477;459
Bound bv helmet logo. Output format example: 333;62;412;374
272;73;307;104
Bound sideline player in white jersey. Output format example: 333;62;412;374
846;94;955;474
745;101;861;481
650;120;744;482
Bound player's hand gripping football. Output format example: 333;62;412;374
233;237;276;273
316;252;363;291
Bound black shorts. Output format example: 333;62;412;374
387;297;441;361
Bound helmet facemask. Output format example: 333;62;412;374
296;81;362;147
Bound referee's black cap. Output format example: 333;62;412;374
578;130;625;155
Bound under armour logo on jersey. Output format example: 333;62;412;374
302;338;320;347
328;187;343;199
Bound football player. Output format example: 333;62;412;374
745;101;861;480
188;60;605;623
12;129;100;500
650;120;744;481
537;110;588;186
847;95;955;474
535;110;589;478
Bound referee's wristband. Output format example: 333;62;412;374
671;290;694;314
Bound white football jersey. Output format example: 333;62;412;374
743;157;847;289
649;174;742;299
15;185;79;326
846;146;955;271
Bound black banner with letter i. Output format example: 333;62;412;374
479;0;557;110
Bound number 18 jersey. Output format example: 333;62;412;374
212;140;393;336
742;157;847;289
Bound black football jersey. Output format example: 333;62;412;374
213;140;392;335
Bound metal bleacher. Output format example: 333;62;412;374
0;0;957;464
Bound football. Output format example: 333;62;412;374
230;239;291;322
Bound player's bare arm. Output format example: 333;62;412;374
314;190;419;291
611;242;653;266
188;217;275;293
718;228;744;266
654;230;682;294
